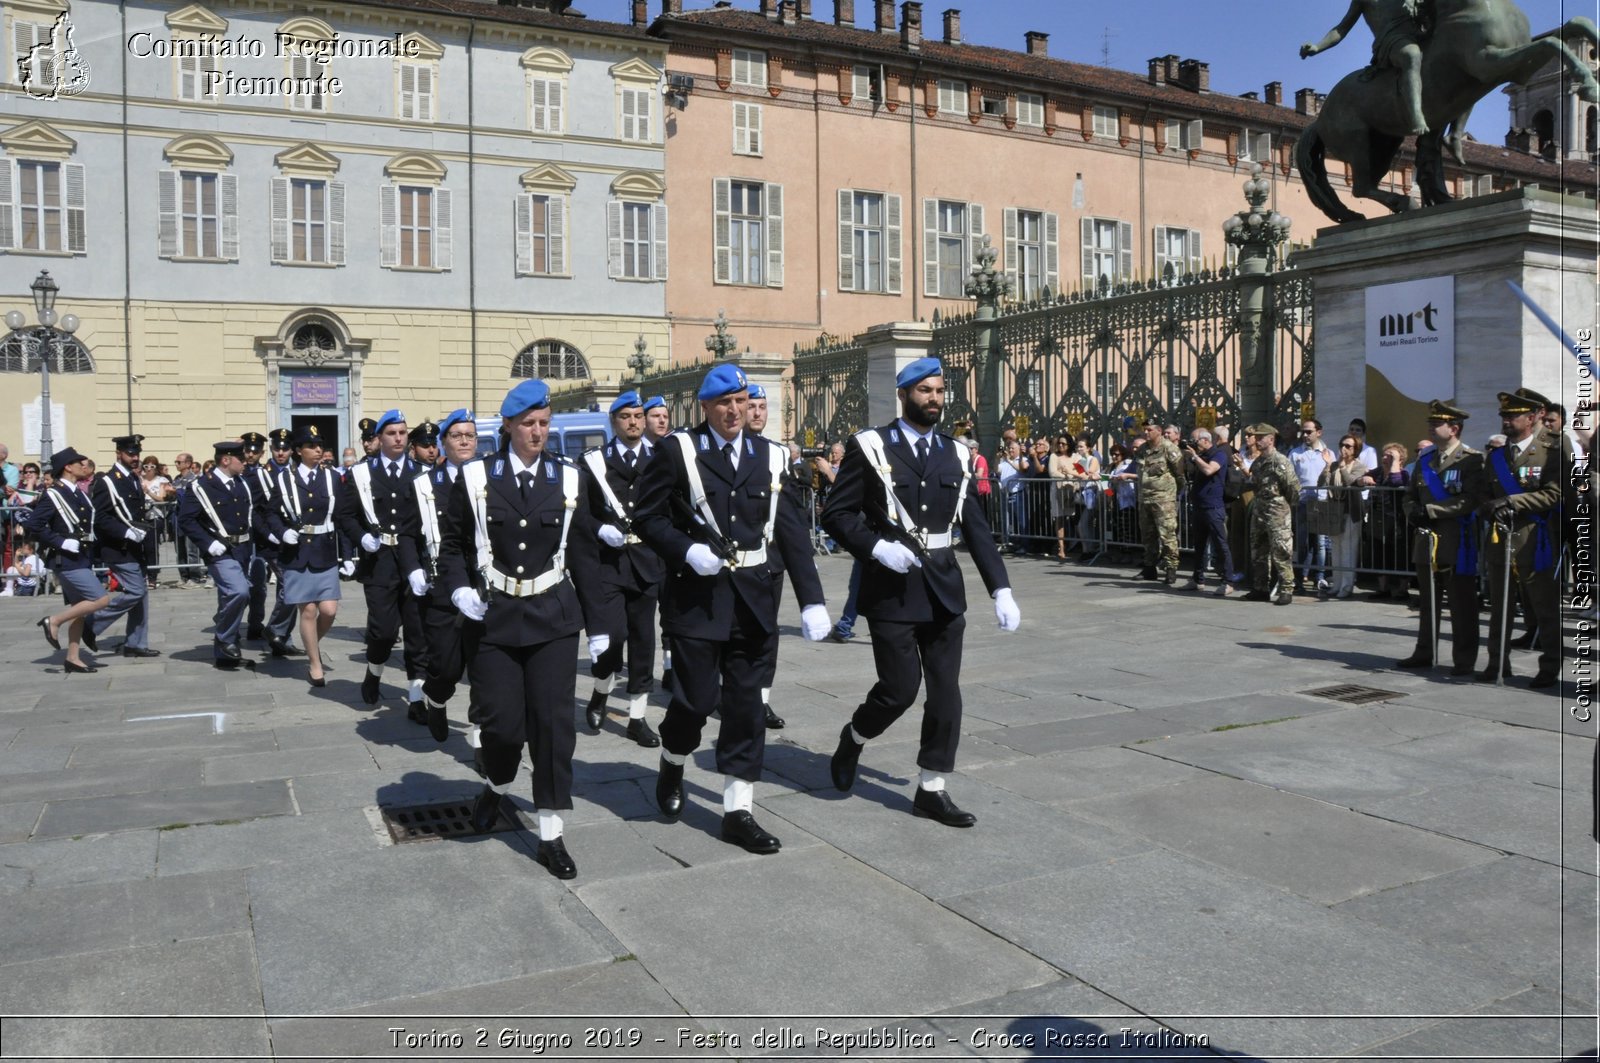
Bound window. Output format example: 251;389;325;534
1167;374;1190;410
1080;216;1133;289
981;92;1005;118
852;64;881;104
837;188;901;294
619;87;652;142
271;175;345;265
380;185;451;270
733;102;762;155
528;77;564;133
922;199;985;298
1239;130;1270;163
512;339;588;380
515;193;567;276
1092;105;1119;138
157;170;239;260
6;159;85;253
286;50;328;112
714;178;783;287
606;198;668;281
177;48;218;102
1166;118;1203;151
1095;371;1119;409
0;332;93;373
12;20;52;88
732;48;766;88
1153;226;1201;283
1017;93;1044;128
938;78;966;114
1003;207;1058;299
397;61;434;121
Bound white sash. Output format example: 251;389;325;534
45;486;89;539
349;461;380;529
460;458;579;592
193;474;252;542
670;431;785;560
854;429;971;547
582;448;632;523
413;470;444;563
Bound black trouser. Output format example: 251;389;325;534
1414;565;1480;670
361;549;428;678
1190;504;1234;583
420;591;481;707
660;596;775;782
590;579;658;695
473;633;577;810
758;576;784;690
853;612;966;774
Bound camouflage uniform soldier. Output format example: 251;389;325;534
1137;422;1184;583
1243;423;1299;605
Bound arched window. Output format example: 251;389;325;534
1532;109;1556;156
511;339;588;380
292;323;338;359
1587;106;1597;157
0;333;94;373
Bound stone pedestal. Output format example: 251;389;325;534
1292;188;1598;446
729;350;792;441
860;320;933;427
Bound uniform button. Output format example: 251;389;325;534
518;542;527;550
519;519;528;527
730;515;738;523
920;504;928;511
516;565;525;574
921;480;926;487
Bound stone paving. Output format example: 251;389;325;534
0;553;1595;1062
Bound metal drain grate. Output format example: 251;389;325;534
380;799;521;844
1302;684;1407;705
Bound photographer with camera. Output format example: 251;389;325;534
1182;427;1235;596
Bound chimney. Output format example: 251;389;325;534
834;0;854;24
662;0;681;14
1264;80;1282;106
797;0;812;18
1240;91;1258;101
1177;58;1209;92
901;1;921;49
876;0;895;33
760;0;777;17
631;0;647;24
942;8;960;45
1147;56;1167;85
1164;54;1181;83
1025;31;1048;57
781;0;798;23
1295;87;1321;116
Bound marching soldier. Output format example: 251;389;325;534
359;417;380;458
88;433;158;657
438;380;602;879
240;432;273;644
1137;420;1184;583
243;429;301;657
397;419;443;725
409;421;441;469
1479;388;1567;688
821;358;1018;828
746;383;789;730
178;440;279;669
30;446;113;673
642;394;674;687
1397;401;1483;675
410;412;481;744
633;364;831;853
337;409;430;707
579;392;664;747
1242;423;1299;605
270;424;355;688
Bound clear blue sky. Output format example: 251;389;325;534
618;0;1594;143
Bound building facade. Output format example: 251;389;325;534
1503;36;1599;163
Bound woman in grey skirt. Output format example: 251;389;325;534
272;426;354;687
26;447;112;673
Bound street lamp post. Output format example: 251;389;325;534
627;333;654;386
5;271;79;460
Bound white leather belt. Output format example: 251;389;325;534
731;546;767;569
486;565;567;597
623;533;642;545
918;531;953;550
300;521;334;535
222;532;251;545
377;532;399;547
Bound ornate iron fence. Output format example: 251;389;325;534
634;358;718;431
790;337;868;450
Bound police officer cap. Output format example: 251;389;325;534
374;409;406;435
50;446;89;476
1513;387;1552;410
500;379;551;419
1498;391;1541;415
409;420;440;446
239;431;267;453
748;383;767;400
111;434;144;455
697;363;747;400
642;395;667;412
291;423;326;448
438;408;474;437
896;358;944;389
358;417;378;442
609;391;643;415
213;439;247;458
1427;400;1469;423
267;428;293;448
1244;422;1278;438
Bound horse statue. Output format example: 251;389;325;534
1296;0;1598;224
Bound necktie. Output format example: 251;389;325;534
225;476;236;494
518;470;533;498
722;442;735;474
625;449;637;469
915;438;929;469
389;462;401;482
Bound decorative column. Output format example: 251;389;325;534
1224;164;1292;429
965;233;1013;464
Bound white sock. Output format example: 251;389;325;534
918;770;946;793
536;810;563;841
425;695;445;711
722;776;753;813
407;678;424;703
367;662;384;678
760;687;772;706
661;750;687;766
850;725;869;746
663;650;672;669
592;673;616;696
627;693;648;720
465;724;481;749
488;776;515;795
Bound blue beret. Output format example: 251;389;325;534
609;391;643;415
374;409;406;434
438;408;475;437
896;358;944;389
643;395;667;412
747;383;767;400
500;379;550;419
698;363;748;401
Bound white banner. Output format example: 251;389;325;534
1365;275;1454;401
22;398;67;456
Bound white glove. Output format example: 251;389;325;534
993;587;1021;632
598;524;627;548
267;533;280;546
339;559;356;578
207;540;226;558
61;537;82;555
407;569;429;597
588;633;611;660
360;533;382;553
451;587;488;622
280;529;300;545
126;526;147;544
801;604;831;641
685;543;724;577
871;539;921;574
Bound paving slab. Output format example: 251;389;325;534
201;741;378;784
965;745;1208;807
0;745;74;775
1148;690;1344;731
1340;987;1598;1061
33;779;294;838
155;808;378;877
293;769;475;813
973;710;1202;756
0;800;42;843
0;828;158;893
63;730;281;768
1391;723;1596;792
1365;777;1596;873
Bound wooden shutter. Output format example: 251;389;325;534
922;198;939;296
1187;119;1203;152
158;170;179;258
1252;133;1271;164
399;63;415;119
549;79;562;132
63;163;85;253
1188;230;1201;276
651;201;668;280
732;104;748;154
713;177;732;283
270;176;289;262
606;200;623;278
549;194;566;274
219;173;238;260
434;187;452;270
1043;211;1059;294
968;202;985;277
0;161;16;250
417;65;433;122
1004;207;1020;293
1117;219;1133;281
379;185;398;267
884;193;901;295
530;78;546;131
620;89;636;140
747;103;761;153
1080;216;1094;286
837;189;854;292
764;181;783;288
327;180;345;265
1153;226;1171;282
515;192;533;274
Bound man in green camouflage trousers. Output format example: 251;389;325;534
1244;423;1299;605
1137;422;1184;583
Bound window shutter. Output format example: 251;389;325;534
1004;207;1020;293
515;192;533;274
399;63;414;119
1118;219;1133;281
837;189;854;292
270;176;289;262
884;193;902;295
732;104;747;154
435;187;452;271
549;194;566;274
620;89;636;141
63;162;85;253
0;160;15;250
713;177;732;283
1187;119;1204;151
379;185;398;267
1163;118;1178;150
1153;226;1171;282
968;202;985;278
530;78;547;131
158;170;178;258
1043;211;1059;294
922;198;939;296
765;181;783;288
748;104;761;154
219;173;238;260
1080;216;1094;286
328;180;346;265
651;201;668;280
179;54;196;100
1252;133;1270;164
549;79;563;132
1189;230;1201;276
418;66;433;122
606;200;623;278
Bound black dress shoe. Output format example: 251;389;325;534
121;646;161;658
1530;669;1558;689
308;675;327;689
82;626;98;652
215;640;242;662
912;787;977;827
361;670;381;705
246;624;265;641
37;617;60;651
267;638;303;658
626;718;661;748
469;784;503;833
427;702;449;743
1475;667;1502;683
720;810;781;854
407;700;428;726
1508;633;1536;650
764;704;786;730
1395;655;1431;669
64;660;97;674
1449;664;1475;677
534;837;577;879
212;658;239;671
830;723;862;792
584;689;607;733
655;757;685;820
1138;569;1158;581
1242;590;1270;602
